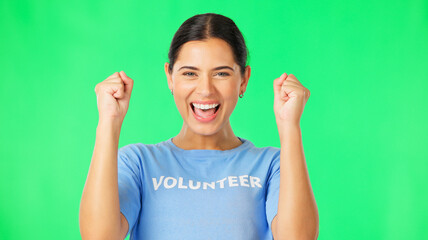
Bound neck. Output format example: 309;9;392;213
172;120;242;150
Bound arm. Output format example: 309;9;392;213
272;73;319;239
272;124;319;240
79;120;126;240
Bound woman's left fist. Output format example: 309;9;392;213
273;73;310;126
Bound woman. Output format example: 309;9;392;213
80;13;318;240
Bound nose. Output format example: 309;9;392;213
195;74;215;97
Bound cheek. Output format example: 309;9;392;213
172;84;192;111
219;83;239;99
174;80;196;93
219;86;239;111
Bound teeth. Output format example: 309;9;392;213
192;103;219;110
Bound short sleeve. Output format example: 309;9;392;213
265;150;281;238
117;147;142;238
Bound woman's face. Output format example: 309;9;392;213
164;37;250;136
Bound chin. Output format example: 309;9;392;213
188;122;221;136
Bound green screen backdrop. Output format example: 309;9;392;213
1;0;427;239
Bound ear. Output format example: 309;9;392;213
240;65;251;93
164;62;173;92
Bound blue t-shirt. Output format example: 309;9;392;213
118;136;281;240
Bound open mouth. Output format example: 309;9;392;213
190;103;221;114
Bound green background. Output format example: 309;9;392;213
1;0;427;239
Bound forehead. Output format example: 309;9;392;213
175;38;237;70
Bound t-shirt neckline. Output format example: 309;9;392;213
165;136;252;158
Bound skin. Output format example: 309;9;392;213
164;37;250;150
81;35;318;239
164;37;319;239
80;70;134;240
272;73;319;239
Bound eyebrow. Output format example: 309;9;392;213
178;65;234;72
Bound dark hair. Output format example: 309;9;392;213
167;13;249;77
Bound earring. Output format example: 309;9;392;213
239;92;244;98
171;89;174;95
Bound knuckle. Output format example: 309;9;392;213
106;72;119;80
111;77;123;83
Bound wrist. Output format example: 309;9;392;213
97;119;123;136
98;117;123;128
277;122;301;139
276;119;300;130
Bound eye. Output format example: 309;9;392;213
216;72;230;77
183;72;196;77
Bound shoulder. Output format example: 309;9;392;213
117;142;160;174
118;140;170;160
250;144;281;169
241;141;281;168
118;143;144;158
246;142;281;160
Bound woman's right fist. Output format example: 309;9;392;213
94;71;134;123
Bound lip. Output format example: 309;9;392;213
191;100;221;104
190;103;221;123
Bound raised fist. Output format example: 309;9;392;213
94;71;134;123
